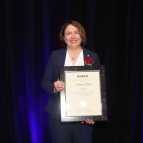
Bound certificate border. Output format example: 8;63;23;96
60;65;107;122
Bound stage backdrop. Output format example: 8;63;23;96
0;0;143;143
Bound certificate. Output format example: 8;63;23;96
65;71;102;116
60;66;107;122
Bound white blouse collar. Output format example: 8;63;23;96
64;50;84;66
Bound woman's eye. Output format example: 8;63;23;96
75;32;79;34
65;32;79;35
65;33;71;35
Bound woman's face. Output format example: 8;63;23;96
63;24;82;49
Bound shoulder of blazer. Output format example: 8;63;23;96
49;48;66;60
50;48;66;67
52;48;66;54
83;47;98;58
83;47;100;65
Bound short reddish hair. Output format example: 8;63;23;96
59;20;86;47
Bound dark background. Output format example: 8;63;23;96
0;0;143;143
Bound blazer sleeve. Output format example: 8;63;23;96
94;53;100;66
91;52;100;66
41;52;58;96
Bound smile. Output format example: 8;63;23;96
70;40;77;43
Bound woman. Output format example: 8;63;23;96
41;20;100;143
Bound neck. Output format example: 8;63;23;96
67;47;82;62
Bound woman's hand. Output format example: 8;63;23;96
54;79;65;93
81;119;95;125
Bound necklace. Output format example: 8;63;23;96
68;47;82;61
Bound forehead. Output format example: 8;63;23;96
64;24;79;32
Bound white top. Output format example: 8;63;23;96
64;50;84;66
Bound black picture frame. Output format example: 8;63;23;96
60;65;107;122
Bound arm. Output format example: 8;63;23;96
93;52;100;66
41;52;57;96
41;51;65;96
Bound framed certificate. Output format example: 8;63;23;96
60;65;107;122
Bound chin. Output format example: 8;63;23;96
70;45;81;48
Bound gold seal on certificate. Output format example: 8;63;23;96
60;66;107;122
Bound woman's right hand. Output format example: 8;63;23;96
54;79;65;93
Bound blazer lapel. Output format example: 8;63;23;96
58;48;67;67
83;48;91;66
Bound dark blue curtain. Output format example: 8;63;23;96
1;0;143;143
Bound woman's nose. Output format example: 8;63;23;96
71;33;75;38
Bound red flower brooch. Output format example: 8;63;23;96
84;56;94;66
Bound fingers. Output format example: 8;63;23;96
81;119;95;125
85;119;95;124
54;79;65;92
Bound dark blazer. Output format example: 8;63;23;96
41;48;100;120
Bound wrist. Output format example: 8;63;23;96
54;88;57;93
